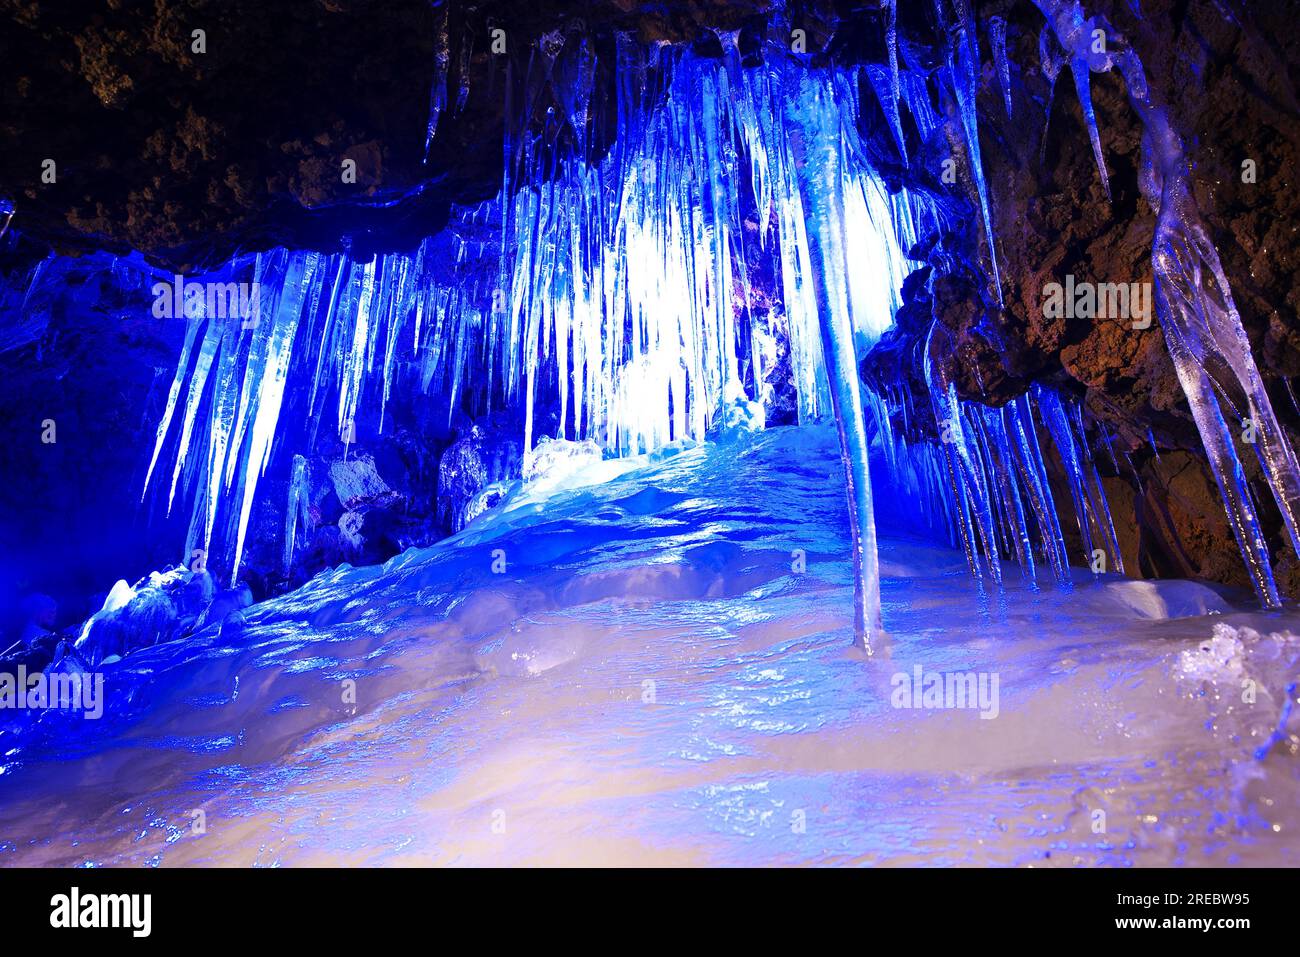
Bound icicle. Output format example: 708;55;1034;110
1066;398;1125;574
989;16;1013;118
865;65;909;166
933;0;1004;303
1071;61;1110;198
786;74;884;653
230;253;320;583
923;322;1002;584
423;5;451;162
455;34;471;114
139;42;924;609
876;378;1125;590
1034;0;1112;196
1034;386;1124;573
338;259;377;447
166;309;225;511
1006;394;1071;581
142;311;204;498
283;454;310;577
884;0;902;124
1038;25;1067;162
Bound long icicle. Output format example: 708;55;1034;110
787;73;884;653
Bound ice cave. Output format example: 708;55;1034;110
0;0;1299;871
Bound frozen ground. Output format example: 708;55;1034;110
2;426;1298;866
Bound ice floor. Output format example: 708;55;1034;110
2;426;1298;866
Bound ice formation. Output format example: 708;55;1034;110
134;34;943;645
5;5;1300;868
870;345;1122;590
989;16;1014;118
1033;0;1300;607
6;427;1299;866
7;4;1296;641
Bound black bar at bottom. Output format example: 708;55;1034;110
0;866;1281;943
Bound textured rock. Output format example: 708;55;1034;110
0;0;775;270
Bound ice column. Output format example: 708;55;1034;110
786;75;884;653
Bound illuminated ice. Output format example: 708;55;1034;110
3;427;1298;866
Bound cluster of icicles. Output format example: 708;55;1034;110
119;0;1299;648
868;373;1125;590
140;25;944;625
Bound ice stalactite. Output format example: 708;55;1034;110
283;454;311;577
1034;385;1125;574
1037;25;1068;163
787;74;884;652
1055;11;1113;203
230;253;321;581
874;0;907;166
142;309;204;499
932;0;1003;303
143;253;331;582
884;0;900;106
494;34;922;462
138;38;928;611
866;66;910;167
988;16;1013;118
923;322;1004;585
423;3;451;162
129;20;1188;624
491;35;929;645
1034;0;1300;606
877;354;1120;588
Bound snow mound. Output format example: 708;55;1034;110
1101;579;1231;620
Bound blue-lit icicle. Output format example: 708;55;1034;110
787;75;884;652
